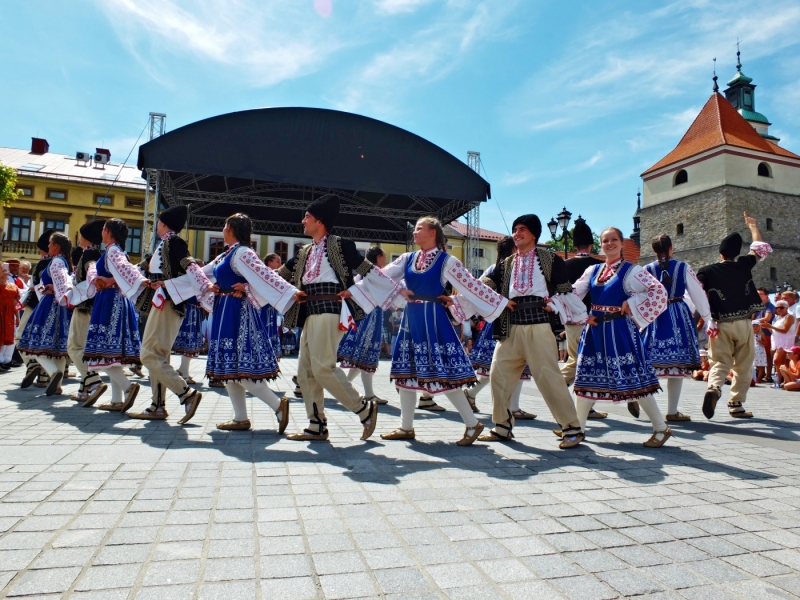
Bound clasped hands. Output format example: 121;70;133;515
398;288;453;307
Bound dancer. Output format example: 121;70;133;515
477;215;586;448
573;226;672;447
18;232;74;396
83;219;147;412
172;297;205;384
338;246;389;406
17;230;55;385
0;263;20;369
380;216;507;445
463;236;535;420
279;194;399;441
697;212;771;419
260;253;284;362
642;234;711;422
129;206;211;423
203;214;300;431
64;219;107;405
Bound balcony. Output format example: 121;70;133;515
1;240;39;258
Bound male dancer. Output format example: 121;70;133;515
697;212;771;419
560;219;612;419
478;214;586;448
279;194;399;441
19;229;56;388
64;219;108;405
128;205;213;424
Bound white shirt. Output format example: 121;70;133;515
149;240;164;275
508;250;549;299
302;237;338;285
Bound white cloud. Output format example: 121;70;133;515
374;0;434;15
500;150;605;186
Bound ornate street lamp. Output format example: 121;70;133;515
548;207;573;260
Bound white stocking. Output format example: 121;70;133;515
467;376;490;399
510;380;523;412
179;355;192;376
444;390;478;427
666;378;683;415
399;390;416;430
225;381;249;421
346;369;359;382
576;397;594;430
104;366;130;404
638;395;667;433
361;371;375;398
37;356;65;377
242;380;281;412
0;345;14;363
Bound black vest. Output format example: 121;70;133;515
697;255;764;322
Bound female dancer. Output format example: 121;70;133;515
173;298;205;383
18;232;74;396
380;216;507;445
573;227;672;447
83;219;147;412
259;253;284;361
203;214;300;432
337;246;389;406
642;234;711;421
463;236;535;419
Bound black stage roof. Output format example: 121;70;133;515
136;107;490;243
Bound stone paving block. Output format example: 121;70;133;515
374;567;430;594
141;559;201;586
569;549;628;573
501;580;568;598
318;572;378;599
644;563;711;589
6;566;82;596
0;548;40;571
479;557;535;583
550;574;621;600
260;554;313;578
722;578;797;600
523;553;584;578
722;553;793;577
75;564;142;591
597;568;665;596
135;584;195;599
677;585;740;599
197;580;257;600
260;576;319;600
0;531;53;550
425;562;488;589
203;557;257;582
30;547;95;569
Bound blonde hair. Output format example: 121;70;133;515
416;216;447;251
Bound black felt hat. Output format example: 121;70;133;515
573;219;594;248
79;219;106;246
158;205;188;233
37;229;56;253
306;194;340;232
511;214;542;239
719;232;743;259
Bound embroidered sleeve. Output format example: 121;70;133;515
107;244;148;302
750;241;772;261
624;265;669;328
349;263;401;313
234;247;298;314
164;262;214;309
355;260;373;278
684;264;711;323
548;293;589;325
572;265;594;300
443;256;508;323
65;262;97;307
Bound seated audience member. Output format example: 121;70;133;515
780;346;800;391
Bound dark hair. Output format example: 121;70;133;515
416;216;447;251
757;287;770;295
225;213;252;244
50;232;74;270
600;227;625;260
104;218;128;245
651;234;673;287
496;236;515;263
366;246;384;264
263;253;280;264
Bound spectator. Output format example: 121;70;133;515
752;320;767;384
0;263;21;369
756;288;775;382
785;291;800;339
692;349;710;381
762;300;796;386
391;309;402;349
18;261;32;286
781;346;800;391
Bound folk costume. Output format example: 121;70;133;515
696;234;772;419
279;194;399;441
479;216;587;448
380;247;507;444
130;206;212;423
83;243;146;412
337;275;386;405
0;276;20;366
17;230;55;382
201;242;298;431
573;258;673;446
173;298;206;382
642;258;711;421
64;220;107;405
260;302;282;360
17;251;73;397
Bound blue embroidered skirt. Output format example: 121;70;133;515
338;308;382;373
206;295;279;381
390;302;476;394
470;321;530;380
574;317;660;402
259;304;282;359
84;288;141;367
173;303;206;357
642;300;701;377
18;295;72;358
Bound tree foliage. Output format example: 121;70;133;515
545;227;601;255
0;162;23;208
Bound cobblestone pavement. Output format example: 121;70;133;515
1;356;800;599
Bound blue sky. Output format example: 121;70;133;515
2;0;799;238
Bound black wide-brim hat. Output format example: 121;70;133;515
79;219;106;246
511;214;542;239
306;194;340;232
37;229;57;253
573;220;594;247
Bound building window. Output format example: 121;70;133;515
209;237;225;259
126;197;144;208
46;189;68;200
673;170;688;186
125;227;142;255
44;219;66;232
17;186;33;197
94;194;113;205
766;218;773;231
758;162;772;178
770;267;777;281
273;241;288;263
471;247;485;258
676;223;684;236
9;215;32;241
472;269;482;278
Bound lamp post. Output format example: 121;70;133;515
547;207;573;260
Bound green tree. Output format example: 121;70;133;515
545;227;600;255
0;162;23;208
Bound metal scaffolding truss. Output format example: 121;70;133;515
142;113;166;252
465;151;482;275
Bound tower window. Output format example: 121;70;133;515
766;218;773;231
673;169;688;186
676;223;684;236
770;267;777;281
757;162;771;178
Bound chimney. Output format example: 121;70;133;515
31;137;49;155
